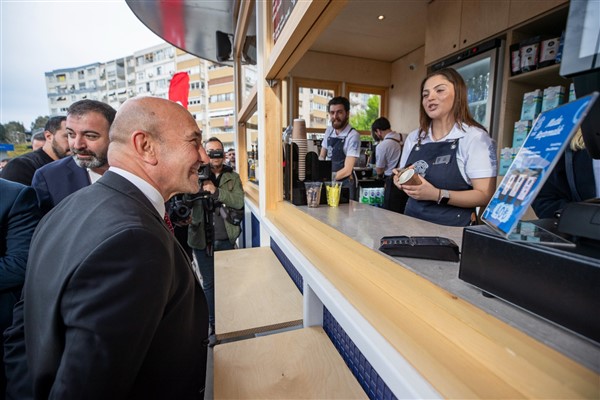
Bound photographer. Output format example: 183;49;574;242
186;137;244;345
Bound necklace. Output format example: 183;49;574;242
432;130;451;142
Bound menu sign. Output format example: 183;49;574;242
482;92;598;237
273;0;296;43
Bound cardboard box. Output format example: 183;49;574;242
498;147;515;175
520;89;542;121
538;37;560;68
541;85;565;112
568;82;576;102
520;38;540;72
513;120;532;148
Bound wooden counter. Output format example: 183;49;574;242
214;247;303;340
265;201;600;398
213;326;367;399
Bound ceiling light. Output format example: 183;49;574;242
378;15;385;20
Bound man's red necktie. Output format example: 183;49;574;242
164;212;175;234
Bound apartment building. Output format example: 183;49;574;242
44;43;243;149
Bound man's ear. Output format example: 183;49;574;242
132;131;158;165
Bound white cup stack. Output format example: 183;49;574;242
292;119;307;182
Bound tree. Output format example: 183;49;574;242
31;116;49;131
0;124;6;143
350;95;380;131
2;122;26;144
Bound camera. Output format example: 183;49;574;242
208;149;224;159
198;164;210;181
168;195;192;224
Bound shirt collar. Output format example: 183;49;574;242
333;123;353;137
109;166;165;216
425;123;466;142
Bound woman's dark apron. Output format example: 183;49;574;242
404;138;474;226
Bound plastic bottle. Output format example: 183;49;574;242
378;188;383;206
360;188;369;204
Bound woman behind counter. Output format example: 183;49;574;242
394;67;497;226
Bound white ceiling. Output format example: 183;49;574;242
310;0;429;62
127;0;429;64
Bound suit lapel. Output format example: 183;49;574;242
98;172;201;285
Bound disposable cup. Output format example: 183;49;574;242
305;182;322;207
398;168;422;185
326;183;341;207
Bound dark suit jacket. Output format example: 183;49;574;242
0;149;54;186
532;149;597;218
31;157;90;214
0;179;41;397
4;171;208;400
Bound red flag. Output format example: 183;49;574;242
168;72;190;109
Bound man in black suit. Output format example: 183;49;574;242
0;179;42;397
32;100;115;214
0;116;69;185
4;97;211;399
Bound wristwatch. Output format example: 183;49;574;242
438;189;450;205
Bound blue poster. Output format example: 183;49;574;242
482;92;598;237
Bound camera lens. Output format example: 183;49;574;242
208;149;224;159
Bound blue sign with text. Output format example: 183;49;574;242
482;92;598;237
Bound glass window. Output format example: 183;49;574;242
295;80;339;130
241;64;257;106
246;110;259;184
347;85;387;132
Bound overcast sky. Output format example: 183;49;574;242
0;0;164;128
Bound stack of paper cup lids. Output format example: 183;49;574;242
292;119;307;181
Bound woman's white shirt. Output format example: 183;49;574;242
399;123;497;185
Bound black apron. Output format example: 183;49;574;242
329;132;357;201
404;138;473;226
381;137;407;213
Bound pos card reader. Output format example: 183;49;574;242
379;236;460;262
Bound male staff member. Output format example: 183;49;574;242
319;96;361;200
32;100;115;214
187;137;244;345
4;97;211;399
371;117;407;213
0;116;69;185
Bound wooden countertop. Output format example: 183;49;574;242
213;326;367;399
266;201;600;399
214;247;303;340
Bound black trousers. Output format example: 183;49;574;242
383;176;408;214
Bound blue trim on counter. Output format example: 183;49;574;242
251;212;260;247
270;239;303;294
324;307;396;400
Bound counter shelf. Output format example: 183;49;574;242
297;202;600;374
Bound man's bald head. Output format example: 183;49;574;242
107;96;208;200
109;97;186;146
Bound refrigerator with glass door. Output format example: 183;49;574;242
431;39;505;142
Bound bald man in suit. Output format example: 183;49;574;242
5;97;211;399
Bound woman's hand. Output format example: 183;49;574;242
396;174;439;202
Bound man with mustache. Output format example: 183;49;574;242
0;116;69;186
32;100;115;214
319;96;361;201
